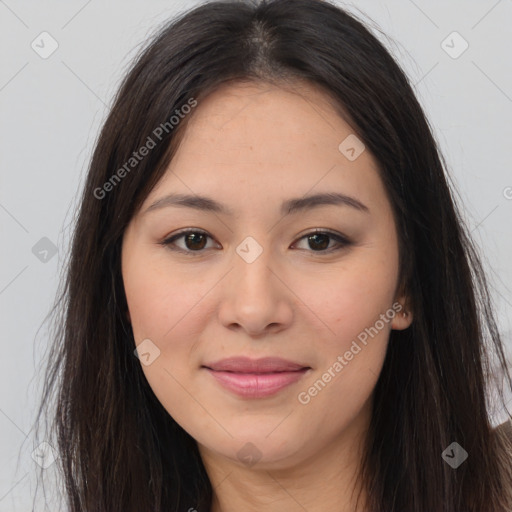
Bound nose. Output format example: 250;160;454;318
217;240;294;337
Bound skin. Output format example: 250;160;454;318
121;80;413;512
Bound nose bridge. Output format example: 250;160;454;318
233;234;275;294
218;233;292;334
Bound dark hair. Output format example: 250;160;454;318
33;0;512;510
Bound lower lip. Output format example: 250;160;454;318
205;368;310;398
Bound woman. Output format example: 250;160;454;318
34;0;512;510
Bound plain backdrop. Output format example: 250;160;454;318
1;0;511;509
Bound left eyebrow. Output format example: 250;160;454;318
142;191;370;217
281;192;369;216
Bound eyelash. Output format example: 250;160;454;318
159;228;352;256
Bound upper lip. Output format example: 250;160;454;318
203;357;310;373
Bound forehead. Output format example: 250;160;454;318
141;81;388;218
182;80;357;156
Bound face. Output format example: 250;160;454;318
121;81;412;472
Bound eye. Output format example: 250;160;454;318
160;228;352;255
292;229;352;253
160;229;217;254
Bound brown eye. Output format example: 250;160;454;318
161;229;217;254
182;232;208;251
306;233;330;251
293;230;351;253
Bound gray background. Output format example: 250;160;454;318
1;0;511;509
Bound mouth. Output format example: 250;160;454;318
202;356;311;398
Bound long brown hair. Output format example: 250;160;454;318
33;0;512;510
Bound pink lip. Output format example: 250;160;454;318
202;357;311;398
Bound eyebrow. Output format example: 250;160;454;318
143;191;370;217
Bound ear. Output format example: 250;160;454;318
391;294;413;331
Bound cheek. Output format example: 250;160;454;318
297;252;399;352
123;262;213;428
291;248;398;414
124;258;208;346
